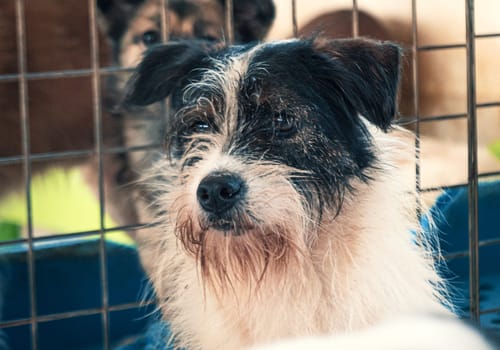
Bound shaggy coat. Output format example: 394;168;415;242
124;37;450;350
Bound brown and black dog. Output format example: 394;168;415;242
0;0;275;228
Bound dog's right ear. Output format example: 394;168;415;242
97;0;145;45
311;37;402;131
124;42;210;106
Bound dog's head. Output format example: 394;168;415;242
125;37;402;291
97;0;275;66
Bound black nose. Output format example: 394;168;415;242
196;172;245;215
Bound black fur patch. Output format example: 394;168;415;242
124;41;214;106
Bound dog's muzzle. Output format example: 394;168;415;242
196;172;246;228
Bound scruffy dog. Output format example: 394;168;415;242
123;37;450;349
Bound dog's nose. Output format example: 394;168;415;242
197;172;245;215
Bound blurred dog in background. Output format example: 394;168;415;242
0;0;275;229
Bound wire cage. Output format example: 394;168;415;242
0;0;499;349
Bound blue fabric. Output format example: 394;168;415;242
428;181;500;325
0;240;155;350
1;181;499;349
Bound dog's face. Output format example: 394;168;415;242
95;0;276;210
97;0;275;67
125;38;401;291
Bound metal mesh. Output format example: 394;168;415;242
0;0;499;348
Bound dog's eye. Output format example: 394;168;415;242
274;111;296;136
189;120;210;133
142;30;161;46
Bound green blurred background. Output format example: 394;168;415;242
0;167;133;245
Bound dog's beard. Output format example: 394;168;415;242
154;158;316;297
176;211;302;294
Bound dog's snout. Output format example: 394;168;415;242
197;173;245;215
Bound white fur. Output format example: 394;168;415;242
136;124;452;350
250;314;496;350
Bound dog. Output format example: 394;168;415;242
122;37;452;349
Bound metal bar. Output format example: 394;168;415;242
477;237;500;249
0;223;154;247
88;1;110;348
14;0;38;348
159;0;172;147
476;170;500;178
444;237;500;261
225;0;234;44
0;143;162;166
102;143;162;154
0;222;156;248
479;306;500;315
418;43;466;51
291;0;298;37
160;0;170;42
465;0;480;324
475;32;500;38
396;102;500;126
477;101;500;108
418;170;500;193
0;238;27;247
411;0;422;222
0;300;156;329
351;0;359;38
418;113;468;122
0;66;134;83
443;251;470;260
395;112;467;126
419;183;471;193
0;150;94;165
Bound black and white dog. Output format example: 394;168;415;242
120;36;465;349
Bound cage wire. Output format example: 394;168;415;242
0;0;499;349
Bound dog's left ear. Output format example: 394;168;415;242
313;38;402;131
124;41;212;106
223;0;275;42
